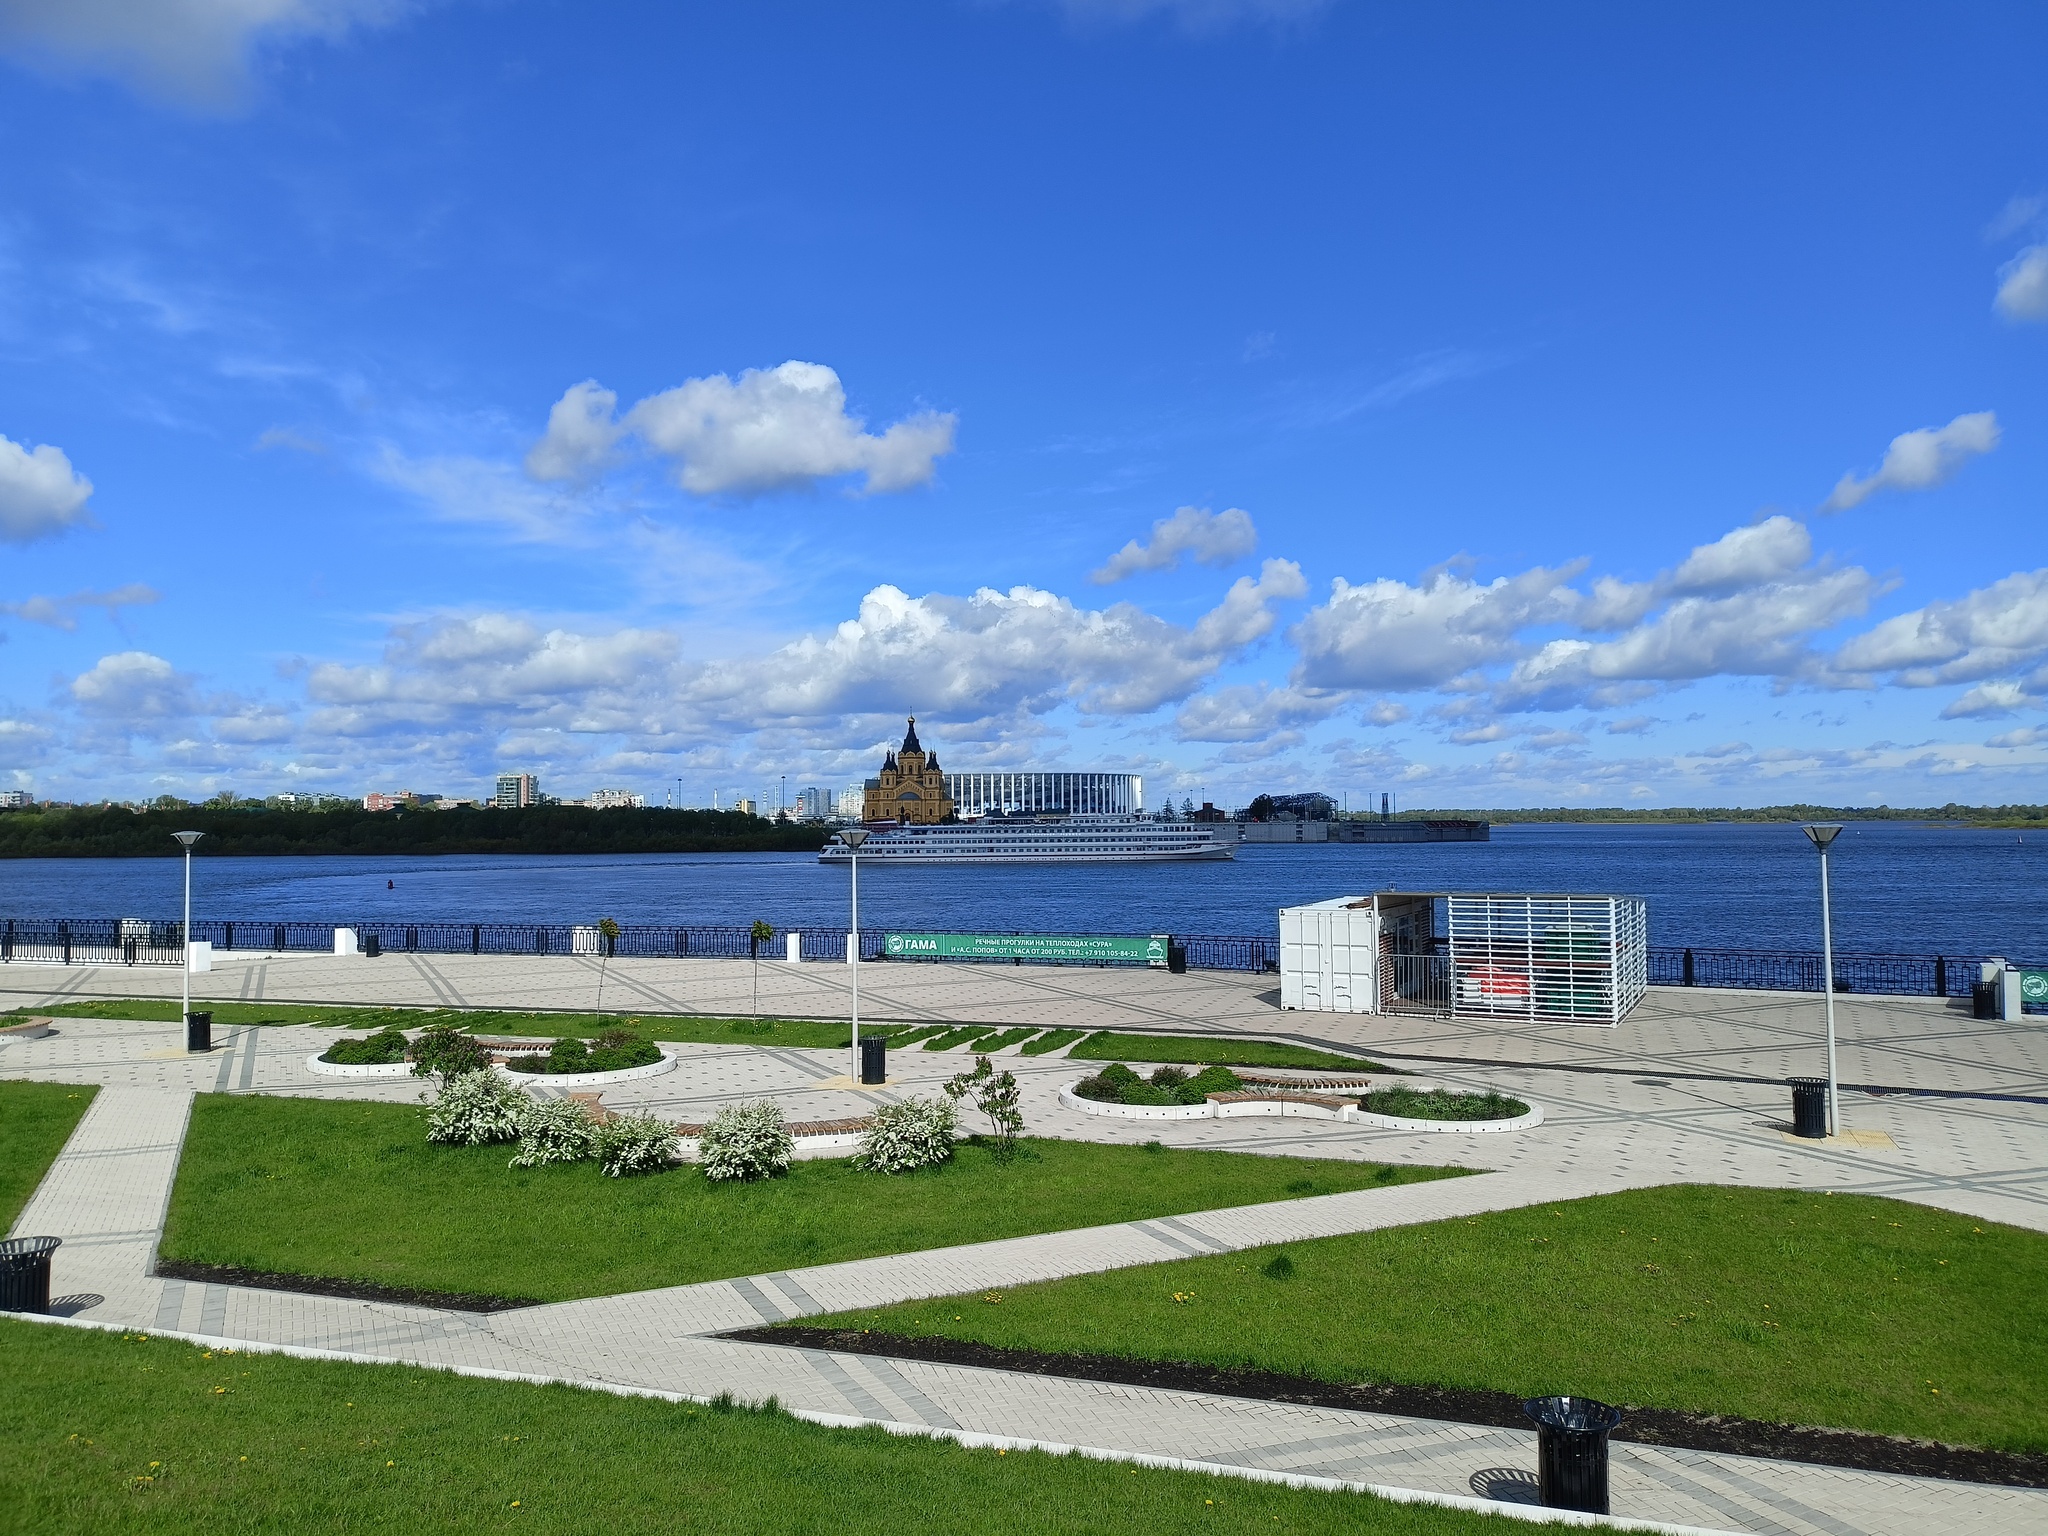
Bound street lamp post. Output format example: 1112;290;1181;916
839;826;869;1081
172;830;204;1044
1801;823;1844;1136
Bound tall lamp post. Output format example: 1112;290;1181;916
172;830;204;1044
839;827;869;1081
1801;823;1843;1136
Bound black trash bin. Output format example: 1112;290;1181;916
859;1033;888;1085
1788;1076;1827;1139
1523;1396;1623;1514
1972;981;1998;1020
0;1235;62;1314
185;1009;213;1053
1166;942;1187;975
363;933;382;958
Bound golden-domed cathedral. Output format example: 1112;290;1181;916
862;717;955;824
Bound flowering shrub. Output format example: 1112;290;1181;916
424;1070;526;1145
509;1097;598;1168
595;1113;680;1177
855;1096;957;1174
410;1025;491;1081
698;1100;793;1182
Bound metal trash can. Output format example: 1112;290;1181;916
363;933;382;958
185;1009;213;1053
0;1236;62;1314
859;1033;887;1085
1972;981;1998;1020
1167;942;1187;975
1523;1395;1623;1513
1788;1076;1827;1138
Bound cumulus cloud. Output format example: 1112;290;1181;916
0;0;405;108
1995;246;2048;322
1173;682;1336;742
1289;562;1584;691
0;433;93;543
1092;505;1258;583
2;583;158;630
526;362;956;497
1834;568;2048;686
1940;680;2033;720
69;651;197;722
1822;411;2000;512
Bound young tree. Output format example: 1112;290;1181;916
749;919;776;1018
594;915;621;1030
944;1054;1024;1163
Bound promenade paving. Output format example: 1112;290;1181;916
5;961;2046;1533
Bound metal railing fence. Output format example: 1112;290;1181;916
0;916;2038;1007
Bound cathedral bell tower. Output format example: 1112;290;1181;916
861;716;956;824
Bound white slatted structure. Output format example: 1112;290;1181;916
944;771;1141;818
1444;893;1647;1027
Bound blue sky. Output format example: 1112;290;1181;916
2;0;2045;811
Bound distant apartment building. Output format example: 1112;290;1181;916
0;789;32;808
364;791;402;812
494;773;540;809
733;797;758;816
836;784;865;819
793;785;832;820
588;788;645;809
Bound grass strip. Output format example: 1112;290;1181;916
1071;1032;1383;1071
0;1082;97;1230
974;1027;1040;1052
881;1024;952;1047
9;1001;862;1050
1018;1028;1089;1055
921;1026;990;1051
162;1095;1462;1304
0;1320;1515;1535
815;1185;2048;1455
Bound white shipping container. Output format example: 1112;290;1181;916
1279;896;1381;1013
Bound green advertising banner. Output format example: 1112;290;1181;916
884;932;1170;966
2021;969;2048;1006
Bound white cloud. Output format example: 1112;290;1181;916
1173;682;1335;742
1822;411;2000;512
1940;680;2033;720
1986;194;2046;242
527;362;956;497
1995;246;2048;322
1092;505;1257;583
1987;725;2045;749
521;380;621;484
1667;516;1811;594
2;583;158;630
1289;562;1584;691
69;651;196;722
0;0;404;108
1365;699;1409;726
1833;569;2048;685
0;433;93;543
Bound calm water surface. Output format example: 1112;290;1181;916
0;822;2041;957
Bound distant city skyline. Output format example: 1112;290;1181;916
0;4;2043;810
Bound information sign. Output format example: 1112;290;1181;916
2021;969;2048;1006
883;932;1169;966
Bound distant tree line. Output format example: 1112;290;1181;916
1389;803;2048;827
0;803;832;858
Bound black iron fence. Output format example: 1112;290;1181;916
0;916;2039;1006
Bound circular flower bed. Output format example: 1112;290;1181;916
308;1027;415;1078
500;1032;675;1088
1352;1085;1543;1133
1073;1062;1243;1105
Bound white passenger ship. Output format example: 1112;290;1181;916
819;815;1236;864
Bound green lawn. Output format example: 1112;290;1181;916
1070;1032;1384;1072
0;1320;1520;1536
0;1081;97;1230
9;1000;888;1051
814;1185;2048;1453
161;1095;1461;1303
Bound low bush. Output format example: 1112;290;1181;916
1074;1062;1242;1106
855;1097;957;1174
1361;1087;1529;1122
595;1112;680;1177
424;1071;527;1145
505;1034;662;1075
509;1097;598;1168
318;1028;409;1066
699;1100;793;1182
943;1055;1024;1161
410;1024;491;1081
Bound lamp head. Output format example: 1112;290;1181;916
839;827;869;849
1801;823;1842;851
171;830;204;848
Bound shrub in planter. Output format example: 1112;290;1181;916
505;1034;662;1075
699;1100;793;1182
596;1113;680;1177
855;1096;957;1174
411;1024;491;1081
1074;1062;1142;1102
320;1028;410;1066
425;1070;526;1145
1075;1062;1242;1106
1360;1086;1529;1122
509;1097;598;1168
